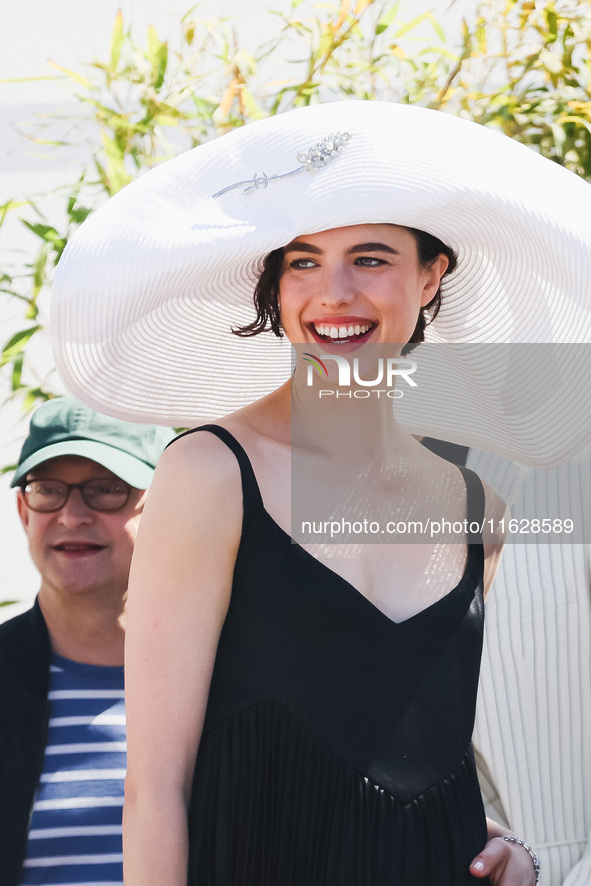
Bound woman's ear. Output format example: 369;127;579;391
420;254;450;307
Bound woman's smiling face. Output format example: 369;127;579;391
278;224;448;350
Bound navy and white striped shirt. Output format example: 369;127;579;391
20;653;126;886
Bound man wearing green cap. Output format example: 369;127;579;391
0;397;173;886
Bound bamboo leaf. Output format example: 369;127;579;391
334;0;350;33
240;88;265;120
66;177;91;224
475;17;487;54
152;43;168;91
218;81;237;116
146;24;168;88
110;10;125;70
22;388;48;412
389;45;406;60
558;115;591;137
393;12;431;40
429;13;445;42
148;113;180;127
462;19;470;45
191;96;217;118
22;200;49;223
146;25;160;61
545;7;558;43
551;121;567;149
26;301;39;321
354;0;373;15
318;24;335;59
540;48;563;75
0;287;28;301
0;200;26;226
184;20;196;46
20;221;63;245
100;132;132;193
376;5;400;36
0;75;65;84
32;242;51;295
47;59;91;89
26;136;71;147
93;157;110;192
11;353;23;392
1;327;41;369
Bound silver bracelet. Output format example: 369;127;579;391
502;835;540;884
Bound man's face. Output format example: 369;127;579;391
17;455;147;604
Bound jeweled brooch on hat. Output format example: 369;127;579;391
213;131;352;197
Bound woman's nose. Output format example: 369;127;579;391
321;264;357;306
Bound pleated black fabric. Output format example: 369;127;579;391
181;426;490;886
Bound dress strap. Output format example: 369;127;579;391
168;425;265;516
420;437;470;466
456;465;486;544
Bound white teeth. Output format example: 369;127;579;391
314;322;373;339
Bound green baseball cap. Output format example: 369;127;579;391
11;397;175;489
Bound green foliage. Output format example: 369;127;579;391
442;0;591;177
3;0;591;412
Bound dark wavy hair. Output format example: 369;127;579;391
232;227;457;347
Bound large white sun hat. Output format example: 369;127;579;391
51;100;591;466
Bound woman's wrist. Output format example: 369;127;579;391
501;835;540;884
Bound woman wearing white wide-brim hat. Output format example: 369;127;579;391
49;99;591;885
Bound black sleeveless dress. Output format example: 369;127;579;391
181;426;489;886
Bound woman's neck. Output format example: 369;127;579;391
289;354;411;461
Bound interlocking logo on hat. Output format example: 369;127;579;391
213;131;352;197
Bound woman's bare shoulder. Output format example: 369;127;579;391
128;426;244;625
158;425;245;490
482;480;508;542
140;425;245;553
481;480;509;598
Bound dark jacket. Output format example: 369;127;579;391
0;599;51;886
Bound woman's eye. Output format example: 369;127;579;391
355;256;386;267
290;258;317;269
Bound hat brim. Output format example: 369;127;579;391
51;101;591;466
11;440;156;488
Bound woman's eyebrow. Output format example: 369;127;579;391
283;242;323;255
347;242;399;255
283;241;400;255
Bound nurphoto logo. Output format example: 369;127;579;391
302;353;417;399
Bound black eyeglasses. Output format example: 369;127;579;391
20;478;133;513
